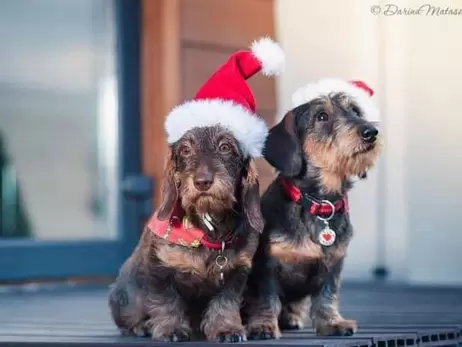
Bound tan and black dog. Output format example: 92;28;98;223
245;79;382;339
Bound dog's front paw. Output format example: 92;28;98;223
202;303;246;343
247;320;281;340
315;319;357;336
165;331;191;342
202;320;246;343
206;326;247;343
150;323;191;342
151;330;190;342
279;313;304;330
217;330;247;343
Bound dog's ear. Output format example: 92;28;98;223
241;159;264;234
157;148;179;221
264;111;303;177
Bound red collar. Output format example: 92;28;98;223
279;178;349;217
146;205;237;250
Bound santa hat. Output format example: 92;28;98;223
289;78;380;122
164;36;285;158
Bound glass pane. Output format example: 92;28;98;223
0;0;119;240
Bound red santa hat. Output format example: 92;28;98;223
289;78;380;122
164;36;285;158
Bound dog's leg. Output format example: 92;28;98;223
279;296;311;330
201;267;249;343
246;293;282;339
310;260;357;336
245;250;281;340
108;281;149;337
146;285;192;342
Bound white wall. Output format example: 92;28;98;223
405;0;462;285
275;0;462;285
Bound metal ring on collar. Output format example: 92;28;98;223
215;255;228;268
316;200;336;221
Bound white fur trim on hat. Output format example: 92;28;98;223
164;99;268;158
251;36;285;77
290;78;380;122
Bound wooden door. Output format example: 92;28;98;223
142;0;277;210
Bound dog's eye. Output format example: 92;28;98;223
351;106;362;117
218;143;231;154
179;146;192;157
316;112;329;122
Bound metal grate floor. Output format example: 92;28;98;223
0;282;461;347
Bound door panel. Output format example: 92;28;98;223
0;0;142;281
0;0;117;240
181;0;274;49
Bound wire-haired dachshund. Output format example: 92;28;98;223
108;125;263;342
245;80;382;338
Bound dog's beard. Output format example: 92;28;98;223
321;144;381;178
189;195;232;216
179;176;236;216
304;134;382;193
341;142;381;177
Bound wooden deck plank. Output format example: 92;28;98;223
0;282;461;347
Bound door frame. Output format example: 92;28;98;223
140;0;180;210
0;0;143;282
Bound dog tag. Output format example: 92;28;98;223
319;227;336;246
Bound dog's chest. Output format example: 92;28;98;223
269;234;323;265
270;231;346;293
156;244;238;291
269;213;350;264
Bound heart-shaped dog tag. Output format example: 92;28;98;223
319;227;336;246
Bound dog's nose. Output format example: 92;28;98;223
193;173;214;191
358;125;379;143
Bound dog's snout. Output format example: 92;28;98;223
193;172;214;191
358;125;378;143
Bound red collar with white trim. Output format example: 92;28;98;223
279;178;349;217
146;205;237;250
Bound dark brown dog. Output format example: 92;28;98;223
244;81;382;338
108;125;263;342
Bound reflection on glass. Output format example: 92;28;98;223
0;0;119;240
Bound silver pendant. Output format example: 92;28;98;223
316;200;336;247
318;224;336;246
215;242;228;285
